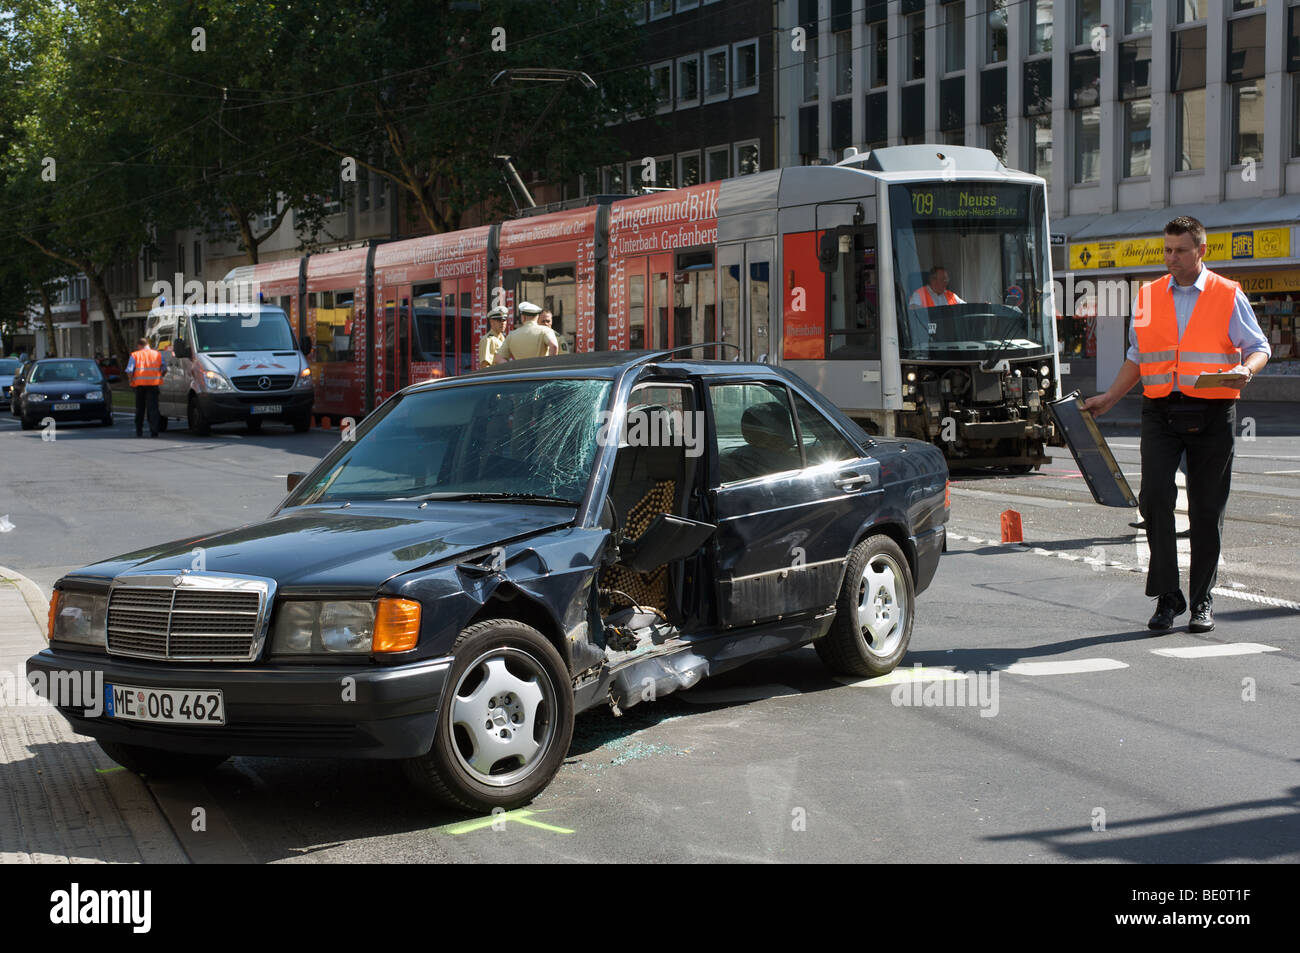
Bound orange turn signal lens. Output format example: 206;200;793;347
47;590;60;642
373;598;421;653
945;480;951;509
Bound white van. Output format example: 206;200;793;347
146;304;314;434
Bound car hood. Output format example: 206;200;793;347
64;502;576;593
25;381;105;396
198;351;306;376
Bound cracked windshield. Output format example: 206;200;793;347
291;378;612;505
889;182;1052;361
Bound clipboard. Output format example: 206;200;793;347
1193;371;1248;389
1048;391;1139;508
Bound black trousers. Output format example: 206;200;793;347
134;385;160;436
1139;395;1235;607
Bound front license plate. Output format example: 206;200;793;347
250;404;281;414
53;402;79;411
105;684;226;725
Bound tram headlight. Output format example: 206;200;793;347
906;372;917;382
1040;365;1050;377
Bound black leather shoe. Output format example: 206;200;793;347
1189;600;1214;633
1148;591;1187;631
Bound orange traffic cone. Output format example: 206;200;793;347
1000;509;1024;544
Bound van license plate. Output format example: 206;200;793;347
105;684;226;725
53;403;79;411
250;404;281;414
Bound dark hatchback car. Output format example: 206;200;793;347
14;358;114;429
30;350;949;811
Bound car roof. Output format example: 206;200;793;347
463;348;774;380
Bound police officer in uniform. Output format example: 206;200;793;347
496;301;559;361
478;307;508;367
126;336;167;438
1085;217;1270;633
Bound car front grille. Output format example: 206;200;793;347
107;583;267;661
231;374;295;391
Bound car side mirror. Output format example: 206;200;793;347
286;471;306;492
300;335;313;355
173;341;191;359
618;513;715;573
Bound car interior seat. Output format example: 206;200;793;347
719;401;803;482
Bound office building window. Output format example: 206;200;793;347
1291;7;1300;71
733;40;759;94
871;22;889;88
1120;39;1153;98
944;1;966;72
1076;0;1101;45
1075;107;1101;183
605;165;626;193
1031;0;1053;53
705;47;728;101
799;105;819;164
901;83;924;140
679;0;699;10
678;152;702;187
1071;51;1101;108
706;146;729;182
835;30;853;97
941;77;965;131
988;0;1008;63
1172;27;1207;90
1228;14;1265;84
177;244;185;273
1293;75;1300;158
984;121;1008;163
908;12;926;81
193;241;202;276
677;55;699;108
1124;99;1152;176
1125;0;1152;34
1231;81;1265;164
735;141;760;176
1024;59;1052;116
1231;0;1262;10
1176;88;1207;170
1176;0;1202;24
866;90;887;144
1029;114;1053;186
802;34;819;102
649;0;671;20
650;62;672;111
654;155;674;189
980;66;1007;124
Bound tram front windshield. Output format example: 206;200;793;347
889;182;1050;361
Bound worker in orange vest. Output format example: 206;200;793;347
1085;217;1270;633
908;266;965;308
126;336;166;438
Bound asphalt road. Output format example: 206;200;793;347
2;407;1297;863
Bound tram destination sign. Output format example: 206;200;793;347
900;184;1030;223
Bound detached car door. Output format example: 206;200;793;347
707;379;882;628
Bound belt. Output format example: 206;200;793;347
1146;391;1218;403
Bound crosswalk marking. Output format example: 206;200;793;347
999;659;1130;676
1150;643;1281;659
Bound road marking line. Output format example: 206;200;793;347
999;659;1130;676
679;683;799;704
443;809;574;835
1264;469;1300;475
835;667;967;688
1150;643;1281;659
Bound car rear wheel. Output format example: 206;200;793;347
187;395;211;435
404;619;574;813
96;740;228;778
815;534;915;677
20;414;36;431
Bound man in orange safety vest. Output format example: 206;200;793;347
1085;217;1270;634
126;337;166;438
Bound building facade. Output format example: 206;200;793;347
782;0;1300;396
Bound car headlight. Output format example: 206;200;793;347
84;390;103;401
203;369;234;392
50;590;108;647
27;393;47;402
271;599;419;655
295;368;314;389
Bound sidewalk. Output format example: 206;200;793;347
0;566;186;863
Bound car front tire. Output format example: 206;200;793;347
815;534;915;677
96;740;228;778
187;395;211;435
20;414;35;431
404;619;574;813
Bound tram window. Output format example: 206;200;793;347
654;271;670;348
314;289;355;363
720;263;740;350
506;268;547;316
460;293;472;373
748;258;771;361
677;251;715;350
629;275;646;349
827;230;880;360
544;264;577;354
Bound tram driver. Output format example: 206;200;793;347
908;266;965;309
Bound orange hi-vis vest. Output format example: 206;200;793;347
1134;269;1242;400
916;286;959;307
130;347;163;388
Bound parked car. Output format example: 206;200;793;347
0;357;22;410
14;358;114;429
29;349;949;811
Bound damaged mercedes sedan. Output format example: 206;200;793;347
29;350;949;811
